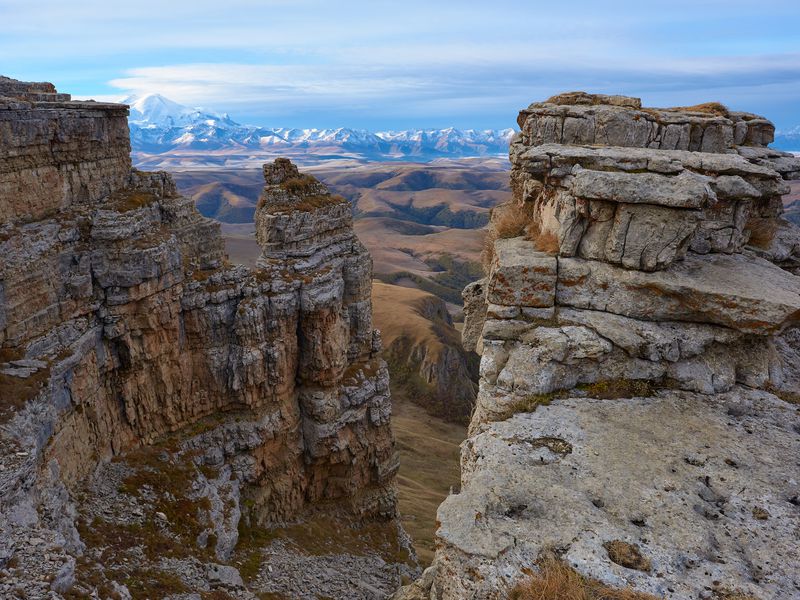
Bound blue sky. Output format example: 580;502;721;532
2;0;799;130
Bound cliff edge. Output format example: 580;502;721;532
398;93;800;599
0;78;413;599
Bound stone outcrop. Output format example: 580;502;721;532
0;78;412;598
398;93;800;599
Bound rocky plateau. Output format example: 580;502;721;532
397;92;800;600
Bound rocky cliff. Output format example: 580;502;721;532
399;93;800;599
0;77;412;599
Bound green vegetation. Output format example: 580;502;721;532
501;378;660;422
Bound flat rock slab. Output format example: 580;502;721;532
556;252;800;334
432;390;800;599
487;238;556;308
571;169;712;209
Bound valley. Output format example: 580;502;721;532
172;158;510;315
175;159;503;566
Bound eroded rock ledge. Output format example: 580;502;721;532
398;93;800;599
0;78;412;598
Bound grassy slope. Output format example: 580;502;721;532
391;392;464;566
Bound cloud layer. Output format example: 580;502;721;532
3;0;799;129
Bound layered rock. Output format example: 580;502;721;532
399;94;800;599
0;78;410;599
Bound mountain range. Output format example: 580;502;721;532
774;126;800;152
124;93;516;164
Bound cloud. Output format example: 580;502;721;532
3;0;799;127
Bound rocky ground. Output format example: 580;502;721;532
397;92;800;600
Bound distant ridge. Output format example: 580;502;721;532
774;125;800;152
124;93;516;164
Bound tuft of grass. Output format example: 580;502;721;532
268;194;348;214
0;364;50;424
603;540;651;572
107;189;158;212
482;201;538;270
671;102;730;117
745;218;777;250
280;174;320;195
500;379;659;422
509;556;659;600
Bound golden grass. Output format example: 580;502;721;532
509;557;660;600
670;102;729;117
108;189;159;212
603;541;651;572
391;387;465;566
745;218;778;249
280;174;320;195
482;201;538;269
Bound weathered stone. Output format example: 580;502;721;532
0;78;409;597
571;168;713;209
556;253;800;334
431;391;800;599
486;238;556;307
445;92;800;600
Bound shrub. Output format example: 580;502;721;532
509;556;659;600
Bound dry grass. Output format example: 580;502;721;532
671;102;729;117
267;193;348;214
482;201;538;269
108;189;158;212
390;393;465;566
503;379;659;422
509;557;659;600
0;352;51;424
603;541;651;572
745;218;778;249
280;174;320;194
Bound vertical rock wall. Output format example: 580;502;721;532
0;78;406;598
399;93;800;600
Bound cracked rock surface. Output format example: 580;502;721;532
397;93;800;600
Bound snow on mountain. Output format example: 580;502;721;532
124;94;516;161
774;125;800;152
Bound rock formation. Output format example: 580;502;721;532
0;78;413;598
398;93;800;599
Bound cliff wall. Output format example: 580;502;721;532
0;78;410;599
399;93;800;600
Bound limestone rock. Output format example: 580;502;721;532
443;92;800;600
0;78;409;598
431;390;800;599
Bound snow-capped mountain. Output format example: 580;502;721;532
124;94;515;162
774;126;800;152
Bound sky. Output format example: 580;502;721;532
2;0;799;131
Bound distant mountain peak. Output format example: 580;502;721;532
125;92;516;161
123;93;239;129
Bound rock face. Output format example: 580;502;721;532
0;78;410;598
398;93;800;599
